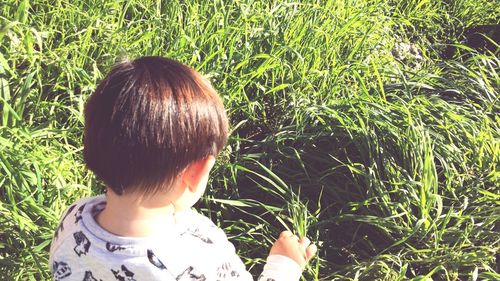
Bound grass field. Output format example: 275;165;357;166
1;0;499;280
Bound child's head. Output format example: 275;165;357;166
83;57;228;197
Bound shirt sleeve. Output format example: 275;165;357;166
258;254;303;281
210;225;302;280
217;238;302;281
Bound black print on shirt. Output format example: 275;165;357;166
257;275;276;281
73;231;91;256
106;242;126;252
83;270;102;281
181;228;213;244
176;266;206;281
216;262;240;280
54;204;77;240
147;249;167;270
75;203;86;223
52;261;71;280
111;265;136;281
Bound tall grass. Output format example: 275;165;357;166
1;0;498;280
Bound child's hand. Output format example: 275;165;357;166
269;230;317;268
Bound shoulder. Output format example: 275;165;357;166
178;208;221;231
169;210;253;279
180;208;217;228
57;195;105;228
49;195;105;257
175;208;231;246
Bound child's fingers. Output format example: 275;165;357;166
279;230;299;241
299;237;311;249
305;244;318;261
279;230;293;239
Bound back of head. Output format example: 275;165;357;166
83;57;229;196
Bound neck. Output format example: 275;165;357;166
96;189;177;237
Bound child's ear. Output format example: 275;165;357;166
182;156;216;192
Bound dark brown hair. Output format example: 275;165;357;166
83;56;229;195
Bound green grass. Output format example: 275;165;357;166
1;0;499;280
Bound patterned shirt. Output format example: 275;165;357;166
49;195;302;281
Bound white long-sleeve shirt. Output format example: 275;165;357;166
49;195;302;281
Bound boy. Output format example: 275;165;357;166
49;56;316;281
